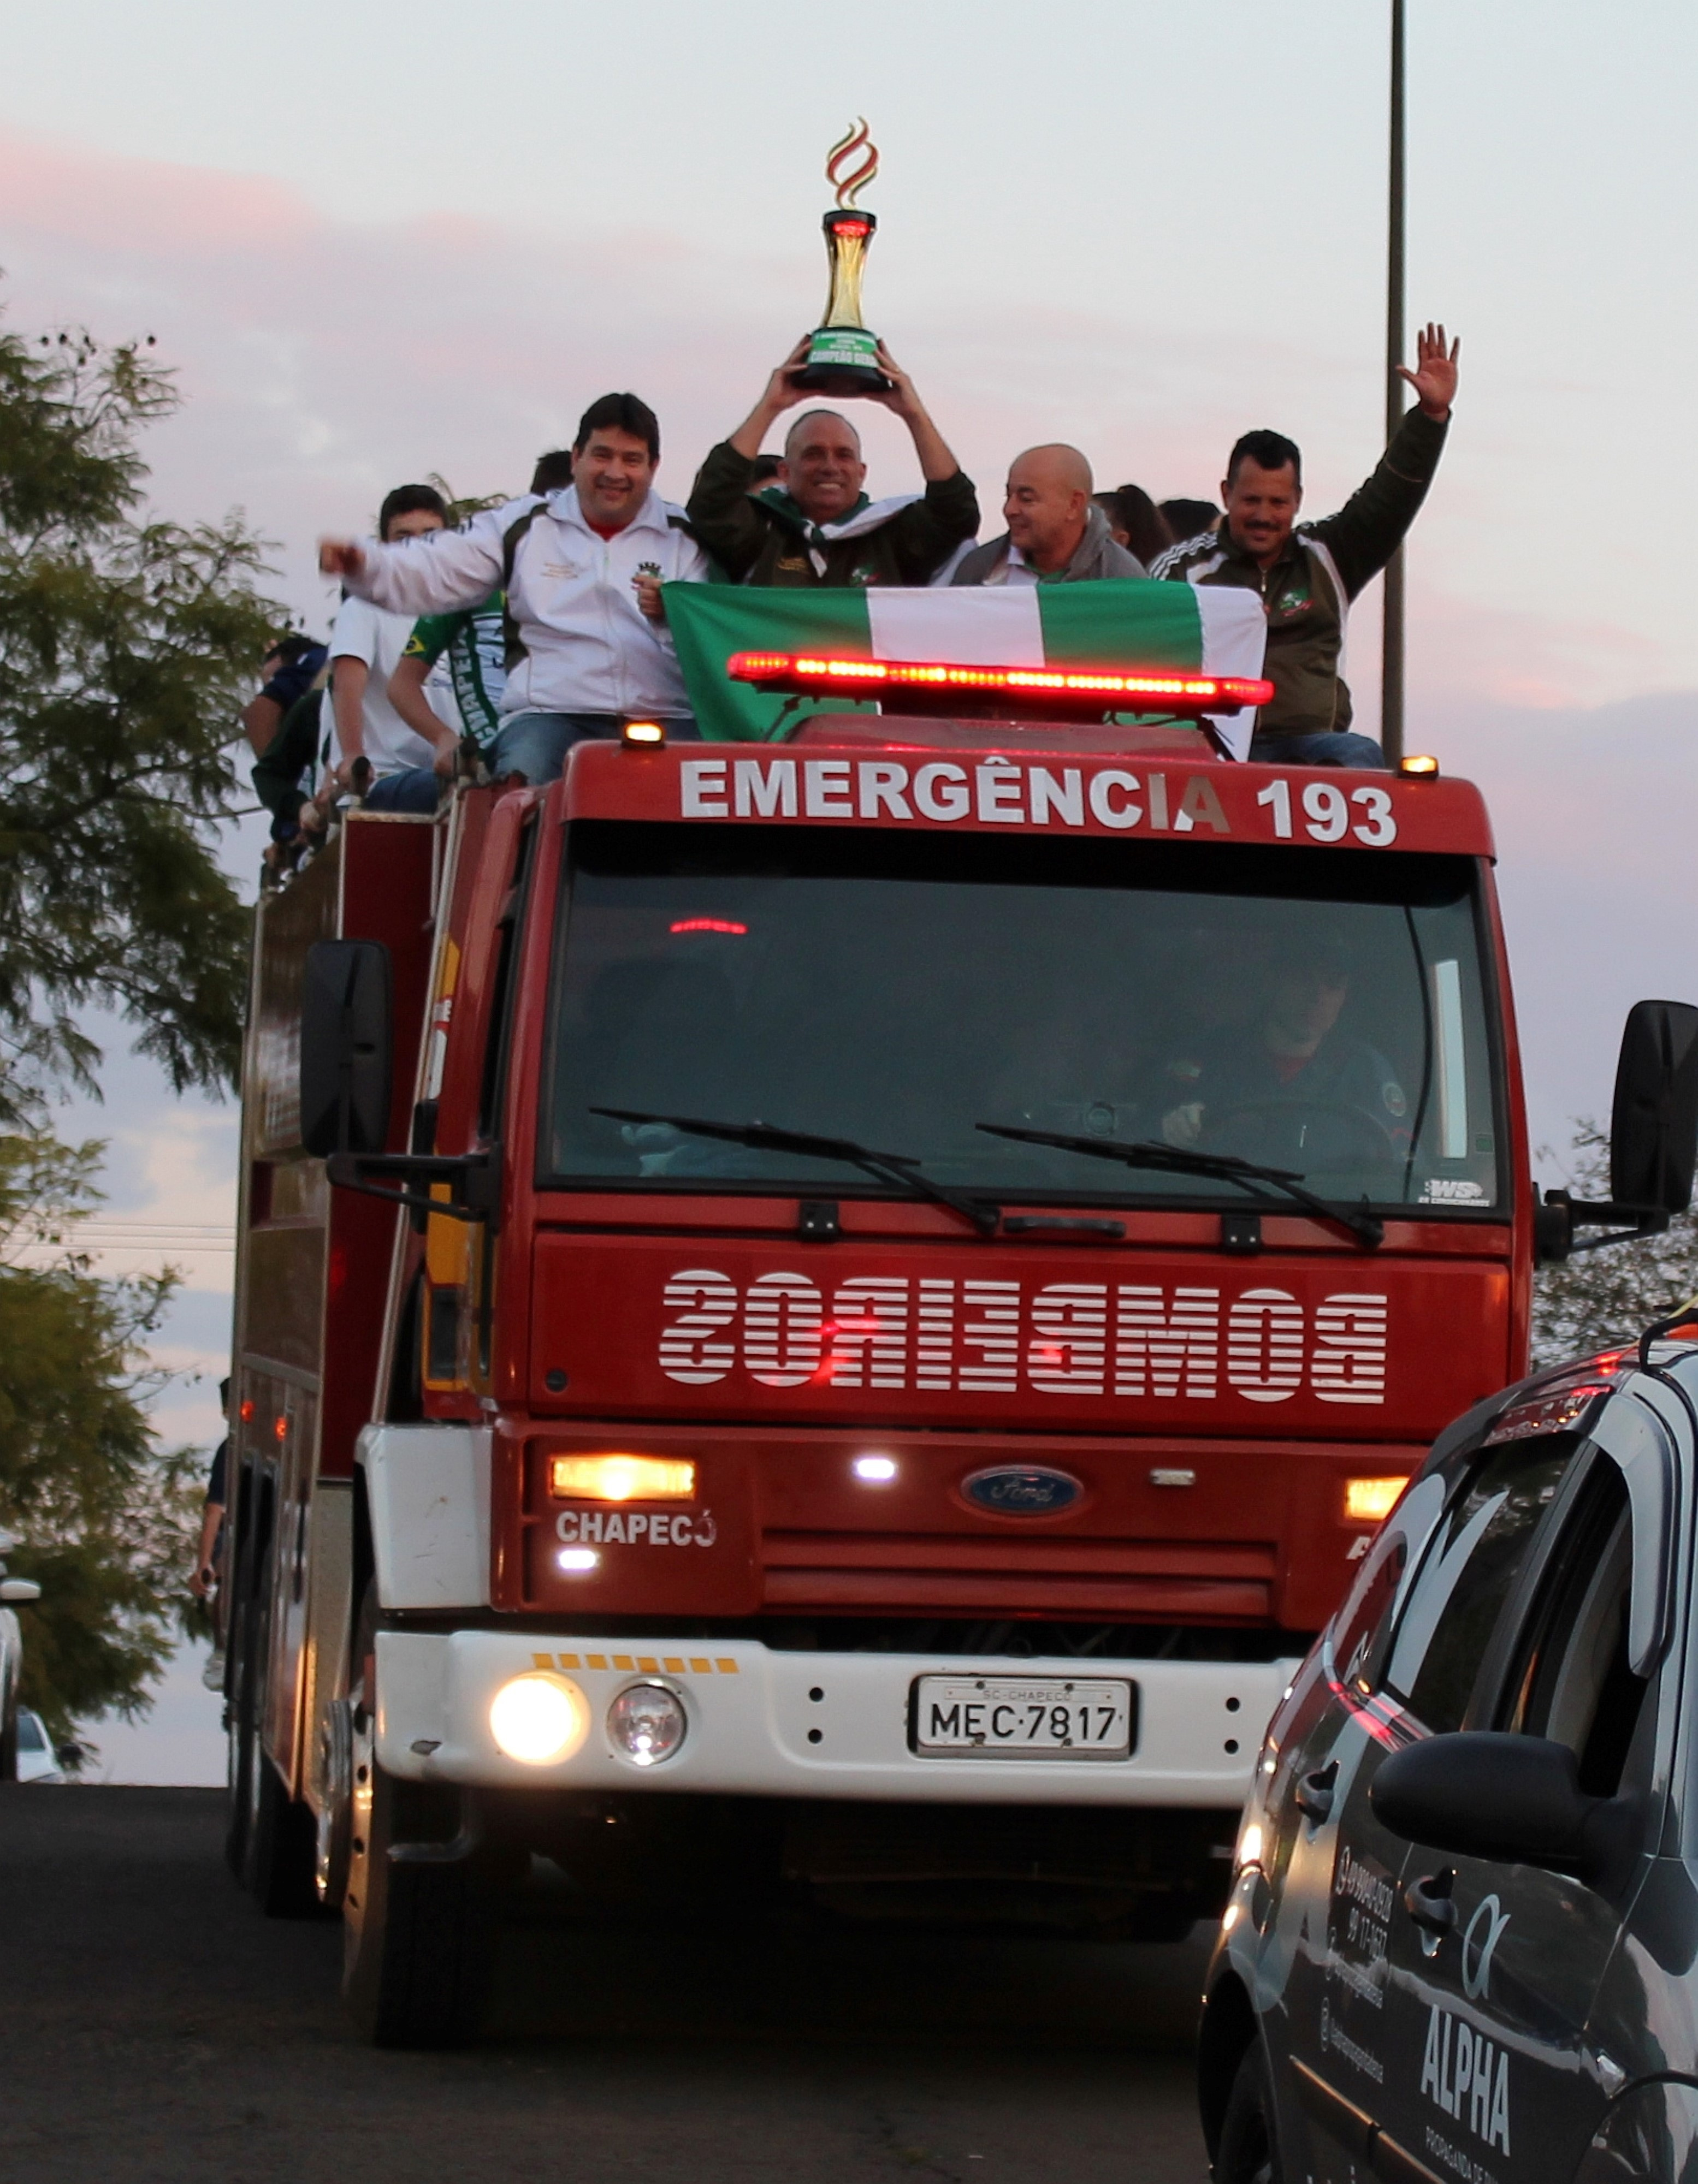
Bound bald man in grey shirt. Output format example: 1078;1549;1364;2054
951;444;1145;585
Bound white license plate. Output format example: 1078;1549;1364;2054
910;1676;1135;1760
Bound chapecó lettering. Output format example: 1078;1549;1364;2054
656;1269;1388;1404
555;1509;717;1547
676;761;1399;845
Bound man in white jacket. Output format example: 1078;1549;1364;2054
318;394;709;785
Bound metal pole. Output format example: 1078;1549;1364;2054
1381;0;1407;764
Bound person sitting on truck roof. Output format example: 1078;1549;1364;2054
323;483;455;815
684;338;978;586
1158;930;1409;1174
239;633;327;759
1158;496;1220;543
383;452;579;778
1150;322;1460;769
318;397;708;784
952;446;1145;585
1093;484;1173;568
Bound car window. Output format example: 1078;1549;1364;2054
1500;1462;1644;1796
1380;1439;1580;1733
16;1711;45;1753
1328;1473;1448;1696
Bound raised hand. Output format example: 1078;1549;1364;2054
761;336;815;417
318;538;367;580
1396;322;1460;419
866;342;920;418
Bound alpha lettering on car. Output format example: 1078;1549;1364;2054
1421;2003;1510;2156
656;1269;1388;1405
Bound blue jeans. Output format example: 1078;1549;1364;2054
490;710;701;785
1249;729;1388;770
364;766;442;813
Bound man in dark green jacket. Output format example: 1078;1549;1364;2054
687;336;978;587
1152;322;1460;767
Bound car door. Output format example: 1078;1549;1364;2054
1279;1428;1593;2180
1268;1469;1450;2180
1375;1403;1674;2183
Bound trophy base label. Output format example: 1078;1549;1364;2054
807;326;880;372
797;324;891;395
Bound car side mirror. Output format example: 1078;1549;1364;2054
299;940;394;1158
0;1578;41;1603
1611;999;1698;1216
1370;1732;1638;1887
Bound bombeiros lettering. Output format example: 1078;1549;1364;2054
677;761;1400;845
656;1268;1389;1404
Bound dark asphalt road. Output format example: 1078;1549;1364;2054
0;1785;1212;2184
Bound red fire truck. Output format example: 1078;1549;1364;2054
221;638;1683;2045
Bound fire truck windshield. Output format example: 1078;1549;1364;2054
542;823;1502;1215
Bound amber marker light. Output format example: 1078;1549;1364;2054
1398;754;1440;778
622;720;666;746
549;1454;696;1502
1343;1476;1410;1523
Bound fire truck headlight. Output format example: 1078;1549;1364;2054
607;1682;688;1768
489;1673;590;1766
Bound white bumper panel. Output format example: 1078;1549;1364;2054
359;1425;491;1611
375;1631;1297;1808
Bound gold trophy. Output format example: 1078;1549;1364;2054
795;120;891;395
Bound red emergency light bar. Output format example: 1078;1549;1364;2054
726;651;1273;717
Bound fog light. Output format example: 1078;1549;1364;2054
489;1672;590;1766
607;1682;687;1768
853;1453;897;1482
1343;1476;1409;1523
622;720;666;746
551;1453;695;1502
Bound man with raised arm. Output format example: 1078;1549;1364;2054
319;395;708;786
1151;323;1460;768
952;444;1145;586
686;337;978;587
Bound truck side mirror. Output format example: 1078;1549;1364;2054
300;940;394;1158
1611;999;1698;1216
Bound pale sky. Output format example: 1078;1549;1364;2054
5;0;1695;1777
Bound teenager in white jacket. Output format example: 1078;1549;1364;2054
319;394;709;784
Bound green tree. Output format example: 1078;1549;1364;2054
0;311;285;1121
0;1134;202;1751
1531;1123;1698;1367
0;296;282;1748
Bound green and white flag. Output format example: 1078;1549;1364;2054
664;579;1268;755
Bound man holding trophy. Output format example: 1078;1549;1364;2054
686;122;978;589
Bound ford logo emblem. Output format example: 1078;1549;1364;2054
961;1465;1084;1517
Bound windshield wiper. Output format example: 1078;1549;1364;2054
974;1123;1384;1249
591;1108;1002;1237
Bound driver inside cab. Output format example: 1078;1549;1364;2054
1158;931;1409;1172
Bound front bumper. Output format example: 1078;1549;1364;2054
376;1631;1297;1806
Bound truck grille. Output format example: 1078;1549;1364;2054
759;1529;1276;1621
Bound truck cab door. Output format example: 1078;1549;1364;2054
1373;1402;1676;2182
